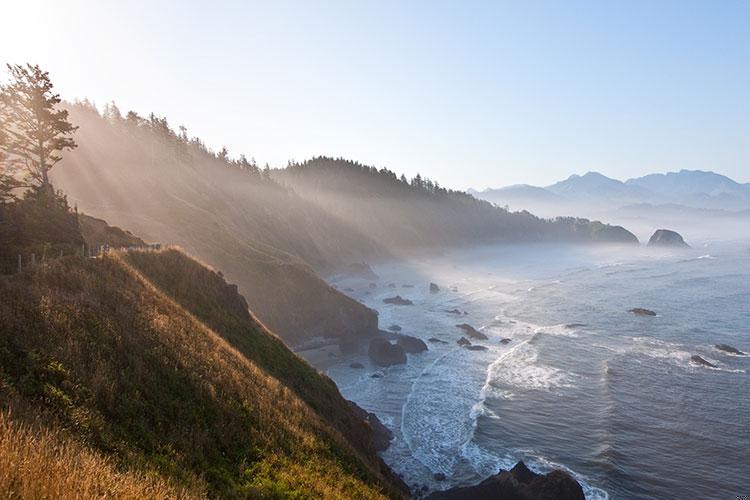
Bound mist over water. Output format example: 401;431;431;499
326;241;750;499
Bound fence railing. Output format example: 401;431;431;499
9;243;162;275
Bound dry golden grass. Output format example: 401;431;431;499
0;411;204;499
0;250;404;499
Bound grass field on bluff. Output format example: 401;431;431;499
0;249;405;499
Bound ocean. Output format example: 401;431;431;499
326;241;750;499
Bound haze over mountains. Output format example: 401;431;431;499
471;170;750;241
51;101;638;351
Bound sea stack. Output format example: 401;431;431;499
648;229;689;248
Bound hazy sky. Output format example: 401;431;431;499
2;0;749;189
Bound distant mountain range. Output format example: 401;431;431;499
471;170;750;214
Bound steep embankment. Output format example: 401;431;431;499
0;249;406;498
52;103;382;347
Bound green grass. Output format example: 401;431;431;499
0;250;406;499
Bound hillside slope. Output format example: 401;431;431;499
0;249;406;498
52;103;382;347
274;158;639;248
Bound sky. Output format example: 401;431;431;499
1;0;749;189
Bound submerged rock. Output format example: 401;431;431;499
691;355;717;368
456;323;488;340
427;461;584;500
457;337;471;347
565;323;587;329
629;308;656;316
648;229;689;248
388;283;397;288
444;308;464;315
430;282;440;293
715;344;746;356
387;324;402;332
396;335;428;353
384;295;414;306
368;338;407;366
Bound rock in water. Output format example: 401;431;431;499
368;338;407;366
457;337;471;347
629;308;657;316
691;355;717;368
428;337;448;344
715;344;746;356
430;282;440;293
383;295;414;306
455;323;488;340
396;335;428;353
387;324;402;332
426;461;585;500
465;345;488;351
648;229;689;248
349;362;364;369
499;338;512;344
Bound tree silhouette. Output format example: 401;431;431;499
0;64;78;190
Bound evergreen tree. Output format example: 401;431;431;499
0;64;78;190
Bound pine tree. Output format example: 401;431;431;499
0;64;78;190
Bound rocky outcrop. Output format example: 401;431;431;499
348;401;394;452
456;323;488;340
715;344;746;356
343;262;379;280
384;295;414;306
648;229;689;248
430;282;440;293
368;338;407;366
691;355;717;368
396;335;428;353
427;461;584;500
629;308;656;316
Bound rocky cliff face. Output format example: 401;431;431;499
427;461;584;500
647;229;689;247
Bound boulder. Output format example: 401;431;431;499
368;338;407;366
426;461;585;500
396;335;428;353
430;282;440;293
499;338;512;344
456;323;488;340
714;344;746;356
648;229;689;248
690;355;717;368
457;337;471;347
348;401;394;452
370;373;382;378
343;262;379;280
629;308;656;316
384;295;414;306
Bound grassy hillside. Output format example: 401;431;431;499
52;102;383;347
0;249;406;498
